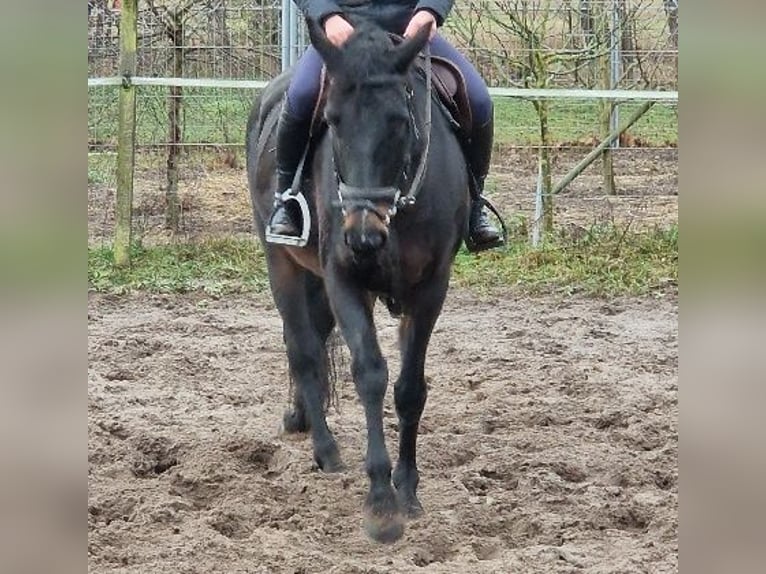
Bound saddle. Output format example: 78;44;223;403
426;56;473;140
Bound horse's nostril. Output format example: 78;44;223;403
348;231;386;253
368;231;388;250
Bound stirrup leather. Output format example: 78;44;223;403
265;189;312;247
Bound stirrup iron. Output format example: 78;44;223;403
265;189;312;247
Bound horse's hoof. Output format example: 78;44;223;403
393;468;422;518
282;409;309;434
364;486;405;544
364;507;406;544
314;445;344;473
403;497;424;519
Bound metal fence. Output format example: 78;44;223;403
87;0;678;249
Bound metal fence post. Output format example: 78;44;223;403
281;0;290;72
289;1;299;66
114;0;137;267
281;1;305;70
532;155;543;248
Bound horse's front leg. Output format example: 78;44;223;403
326;271;404;544
393;277;449;517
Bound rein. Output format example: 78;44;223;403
335;43;432;222
403;42;432;208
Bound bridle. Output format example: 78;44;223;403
333;43;433;226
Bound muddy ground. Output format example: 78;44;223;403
88;289;678;573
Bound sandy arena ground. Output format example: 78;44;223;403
88;289;677;573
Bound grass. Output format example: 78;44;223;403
88;152;116;185
88;86;678;150
89;86;258;147
88;224;677;298
88;237;270;295
452;223;678;297
492;98;678;147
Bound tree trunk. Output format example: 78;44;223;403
207;0;230;74
664;0;678;48
579;0;593;37
220;0;231;66
618;0;636;81
579;0;596;87
563;1;581;86
599;52;616;195
166;8;183;232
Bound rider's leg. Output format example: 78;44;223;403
268;47;323;239
429;35;503;250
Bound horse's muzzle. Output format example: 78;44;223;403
345;227;388;254
340;198;393;255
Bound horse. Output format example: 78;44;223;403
245;19;471;543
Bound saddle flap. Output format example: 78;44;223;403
429;56;473;139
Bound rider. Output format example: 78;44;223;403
268;0;503;251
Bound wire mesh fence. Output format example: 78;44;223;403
87;0;678;246
446;0;678;90
88;0;284;79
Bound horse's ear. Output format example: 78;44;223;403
306;17;343;73
392;23;432;74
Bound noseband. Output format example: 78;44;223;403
333;44;432;226
336;182;404;225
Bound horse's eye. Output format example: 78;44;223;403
325;110;340;126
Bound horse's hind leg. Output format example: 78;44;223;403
268;253;343;472
282;376;310;433
280;325;310;434
393;276;450;517
283;274;336;435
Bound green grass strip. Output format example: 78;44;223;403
89;224;676;298
88;237;270;295
452;224;677;297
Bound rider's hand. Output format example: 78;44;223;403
403;10;437;40
323;14;355;47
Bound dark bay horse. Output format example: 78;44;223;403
246;20;470;543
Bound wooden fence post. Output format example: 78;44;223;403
114;0;138;267
551;100;654;196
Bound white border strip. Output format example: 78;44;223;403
88;77;122;86
487;87;677;101
87;77;269;89
88;76;677;101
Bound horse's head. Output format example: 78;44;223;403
307;18;431;255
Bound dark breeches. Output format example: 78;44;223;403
286;34;493;125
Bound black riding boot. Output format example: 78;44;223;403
466;113;504;252
267;103;312;239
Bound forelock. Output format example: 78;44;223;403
334;21;396;84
